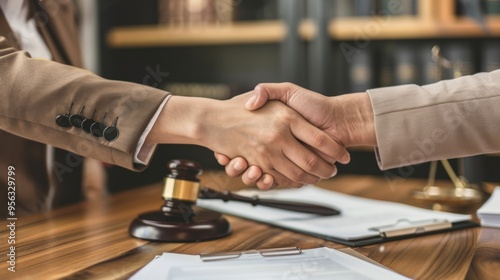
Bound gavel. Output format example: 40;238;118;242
129;159;340;242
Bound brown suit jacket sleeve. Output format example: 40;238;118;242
0;36;169;171
368;70;500;170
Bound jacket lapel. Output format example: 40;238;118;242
29;0;83;67
0;9;22;49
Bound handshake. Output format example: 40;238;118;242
210;82;378;190
147;71;497;191
147;82;377;190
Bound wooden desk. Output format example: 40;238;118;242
1;173;499;279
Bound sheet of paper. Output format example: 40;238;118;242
477;186;500;228
197;185;471;240
130;247;410;280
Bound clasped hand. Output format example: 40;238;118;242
214;83;376;190
149;83;373;190
208;92;348;188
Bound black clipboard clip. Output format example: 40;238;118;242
369;219;452;238
199;247;302;262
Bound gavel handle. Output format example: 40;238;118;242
198;187;340;216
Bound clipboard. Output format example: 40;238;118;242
197;185;478;247
201;246;404;271
131;246;411;279
292;218;477;247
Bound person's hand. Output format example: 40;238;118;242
147;91;348;187
216;83;376;187
205;93;345;187
213;153;276;189
246;83;376;147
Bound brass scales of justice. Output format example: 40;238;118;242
412;46;483;206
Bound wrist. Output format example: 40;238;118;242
146;96;214;146
333;92;376;147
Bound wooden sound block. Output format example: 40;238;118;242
129;159;230;242
129;207;231;242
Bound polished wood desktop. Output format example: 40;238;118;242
1;173;499;279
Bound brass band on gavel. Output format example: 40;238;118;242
162;177;200;202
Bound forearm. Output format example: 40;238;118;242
0;36;169;170
367;70;500;169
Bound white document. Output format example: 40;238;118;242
130;247;409;280
477;186;500;228
197;185;471;242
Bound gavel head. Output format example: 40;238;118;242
162;159;203;204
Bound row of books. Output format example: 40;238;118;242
158;0;233;26
332;0;416;18
348;41;500;92
161;42;500;98
331;0;500;18
156;0;500;27
158;0;277;26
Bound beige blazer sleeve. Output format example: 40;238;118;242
367;70;500;170
0;36;169;171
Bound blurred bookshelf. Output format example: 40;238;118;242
107;16;500;49
107;0;500;47
99;0;500;190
